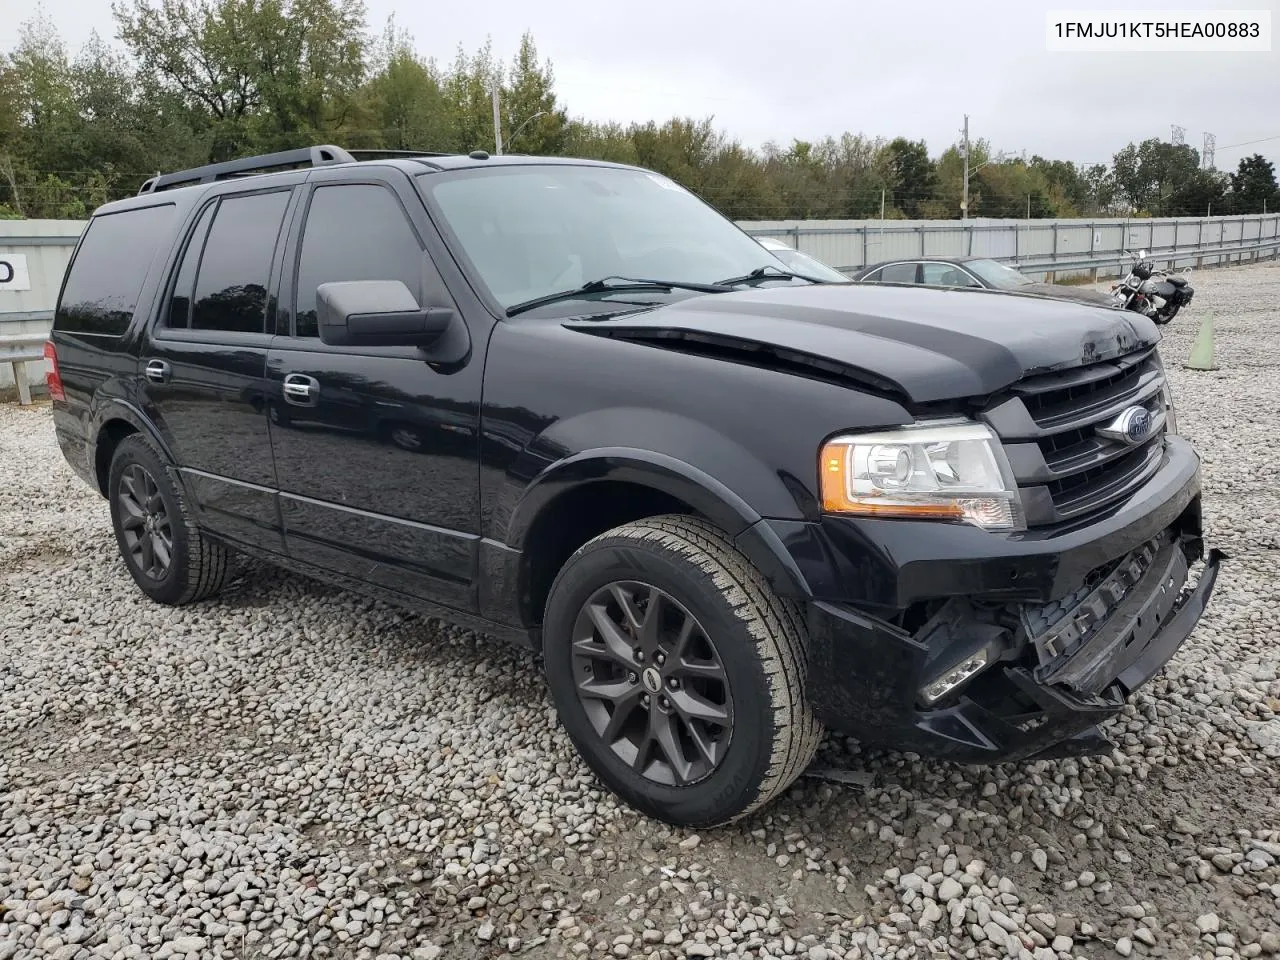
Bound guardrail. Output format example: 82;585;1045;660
740;213;1280;279
0;332;49;405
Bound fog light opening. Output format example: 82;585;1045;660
920;648;992;706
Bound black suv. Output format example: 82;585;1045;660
47;145;1223;827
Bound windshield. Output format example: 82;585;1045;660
768;247;849;283
964;258;1035;289
420;165;794;309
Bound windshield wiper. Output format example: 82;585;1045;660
716;265;826;286
506;276;732;317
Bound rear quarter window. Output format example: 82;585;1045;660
54;204;177;336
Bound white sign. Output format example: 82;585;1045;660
0;253;32;291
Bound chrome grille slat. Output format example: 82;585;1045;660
987;347;1168;527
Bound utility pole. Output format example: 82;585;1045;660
960;114;970;222
880;188;885;221
491;85;503;156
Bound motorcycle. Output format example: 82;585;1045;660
1110;249;1194;325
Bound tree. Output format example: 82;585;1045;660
356;16;450;150
502;33;567;156
1229;154;1278;214
112;0;368;160
1111;139;1204;215
885;138;935;218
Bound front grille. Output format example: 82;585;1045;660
982;346;1168;527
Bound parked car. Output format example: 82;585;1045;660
755;236;850;283
47;145;1221;827
850;256;1118;307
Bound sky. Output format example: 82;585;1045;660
5;0;1279;173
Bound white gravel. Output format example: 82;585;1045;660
2;260;1279;960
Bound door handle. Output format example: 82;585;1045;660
283;373;319;406
144;359;171;383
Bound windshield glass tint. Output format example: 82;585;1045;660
422;166;784;308
966;258;1034;288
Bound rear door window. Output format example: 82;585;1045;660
921;263;980;287
165;202;217;329
190;191;291;334
54;204;177;336
878;263;919;283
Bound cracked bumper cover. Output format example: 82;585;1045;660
772;437;1225;763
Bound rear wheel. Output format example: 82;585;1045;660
543;515;822;826
108;435;232;605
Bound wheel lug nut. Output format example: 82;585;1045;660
635;649;644;662
659;696;669;709
628;672;638;684
667;677;679;689
642;695;650;706
655;653;665;665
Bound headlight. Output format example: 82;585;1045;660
819;419;1024;531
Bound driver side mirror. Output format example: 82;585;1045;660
317;280;454;348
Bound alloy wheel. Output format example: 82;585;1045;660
570;581;733;786
117;464;174;581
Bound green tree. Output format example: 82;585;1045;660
112;0;368;160
502;33;567;156
1112;139;1203;215
356;16;450;150
1229;154;1278;214
885;137;935;218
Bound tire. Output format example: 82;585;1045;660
107;434;232;605
543;515;823;827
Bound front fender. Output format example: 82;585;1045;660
507;446;762;549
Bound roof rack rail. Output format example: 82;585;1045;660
138;144;356;195
346;148;453;159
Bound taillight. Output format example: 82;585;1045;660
44;341;66;402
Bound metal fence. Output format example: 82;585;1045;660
739;213;1280;279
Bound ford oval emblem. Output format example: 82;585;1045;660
1097;405;1155;446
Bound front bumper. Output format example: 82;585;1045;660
758;437;1225;763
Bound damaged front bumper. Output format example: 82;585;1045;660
785;437;1225;763
806;539;1222;762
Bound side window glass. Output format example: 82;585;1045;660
922;263;979;287
879;263;918;283
860;268;883;282
166;203;216;328
191;191;290;334
53;204;177;337
294;184;425;338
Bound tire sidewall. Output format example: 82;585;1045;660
108;437;191;605
544;535;777;826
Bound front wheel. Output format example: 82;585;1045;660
543;516;823;827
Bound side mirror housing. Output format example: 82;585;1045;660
316;280;454;347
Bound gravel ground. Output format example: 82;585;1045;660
2;261;1279;960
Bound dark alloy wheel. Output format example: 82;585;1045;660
544;515;823;827
572;580;732;786
116;463;175;581
108;434;232;605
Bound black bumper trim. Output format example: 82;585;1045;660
804;546;1225;765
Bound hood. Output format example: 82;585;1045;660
563;283;1159;405
1016;282;1119;308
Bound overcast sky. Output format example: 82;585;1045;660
6;0;1279;172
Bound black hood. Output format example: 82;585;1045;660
564;283;1159;405
1016;281;1119;308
